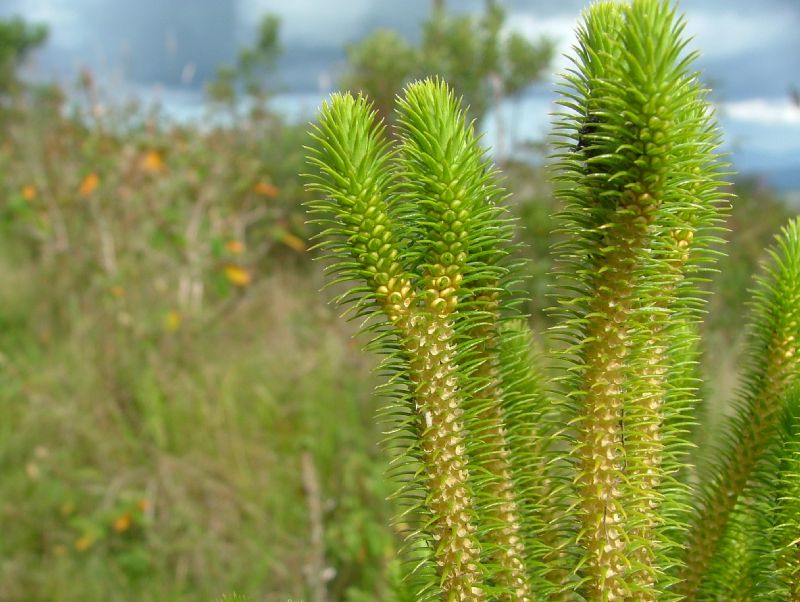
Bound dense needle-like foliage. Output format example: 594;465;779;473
549;1;728;598
305;0;800;599
307;80;532;601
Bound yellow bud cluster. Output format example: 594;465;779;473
422;264;465;316
621;190;659;228
670;228;694;266
376;276;415;323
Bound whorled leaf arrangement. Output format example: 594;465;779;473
550;0;727;598
304;0;800;599
306;80;536;601
678;219;800;600
772;385;800;600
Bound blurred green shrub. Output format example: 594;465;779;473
342;0;553;125
208;14;282;109
0;15;47;94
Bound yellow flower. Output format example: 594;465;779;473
79;173;99;197
225;239;245;254
254;181;280;198
22;184;37;201
141;150;165;174
113;512;132;533
224;265;251;287
282;233;306;253
165;310;182;332
74;535;94;552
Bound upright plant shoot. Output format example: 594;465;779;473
303;1;800;600
306;81;533;600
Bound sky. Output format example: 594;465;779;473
4;0;800;189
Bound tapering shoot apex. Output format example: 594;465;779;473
306;91;414;321
395;78;510;313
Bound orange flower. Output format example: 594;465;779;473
79;173;99;197
22;184;37;201
224;265;251;287
141;150;165;174
113;512;132;533
136;499;150;512
225;239;245;254
74;535;94;551
110;285;125;298
254;181;279;198
282;233;306;253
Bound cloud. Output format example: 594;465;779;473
502;13;581;77
237;0;374;48
683;8;798;59
721;98;800;125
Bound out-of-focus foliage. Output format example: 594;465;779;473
208;14;282;107
0;83;404;599
342;0;554;124
0;16;47;94
238;14;282;99
340;30;417;126
708;177;793;337
1;91;311;326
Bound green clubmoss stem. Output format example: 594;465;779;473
626;230;692;596
575;195;653;601
679;221;800;598
679;344;798;599
468;293;532;601
402;309;486;601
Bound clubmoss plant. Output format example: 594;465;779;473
306;79;537;601
678;219;800;600
304;0;800;599
772;387;800;600
550;1;727;598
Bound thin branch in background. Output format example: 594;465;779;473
301;451;329;602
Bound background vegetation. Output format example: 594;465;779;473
0;3;796;601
